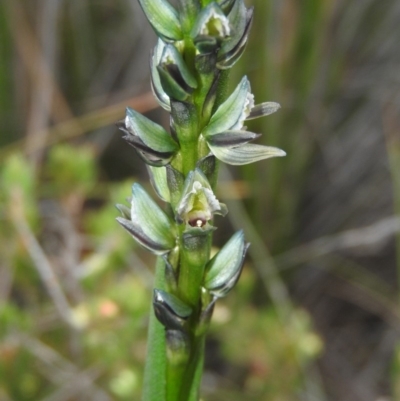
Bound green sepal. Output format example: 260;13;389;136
157;45;197;101
217;0;252;68
160;46;197;89
157;66;189;102
203;76;251;136
246;102;281;120
206;130;260;147
120;129;175;166
153;289;193;330
217;0;236;13
201;71;221;120
204;230;249;297
131;183;176;249
147;166;171;202
116;217;172;255
208;143;286;165
115;203;130;219
138;0;183;42
125;107;178;153
151;40;171;111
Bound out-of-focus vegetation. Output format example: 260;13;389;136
1;0;400;400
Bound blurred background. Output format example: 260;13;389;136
1;0;400;400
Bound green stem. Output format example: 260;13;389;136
142;258;167;401
179;335;206;401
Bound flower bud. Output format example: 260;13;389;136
116;184;176;255
176;169;227;226
204;230;249;297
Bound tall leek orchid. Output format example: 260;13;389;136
115;1;285;400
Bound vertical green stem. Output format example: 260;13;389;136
142;258;166;401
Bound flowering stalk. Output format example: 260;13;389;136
116;0;285;400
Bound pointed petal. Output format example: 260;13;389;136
206;130;260;147
138;0;182;42
209;143;286;165
246;102;281;120
116;217;171;255
115;204;130;219
125;107;178;153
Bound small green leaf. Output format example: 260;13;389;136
125;107;178;153
138;0;183;41
209;143;286;165
204;230;248;297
